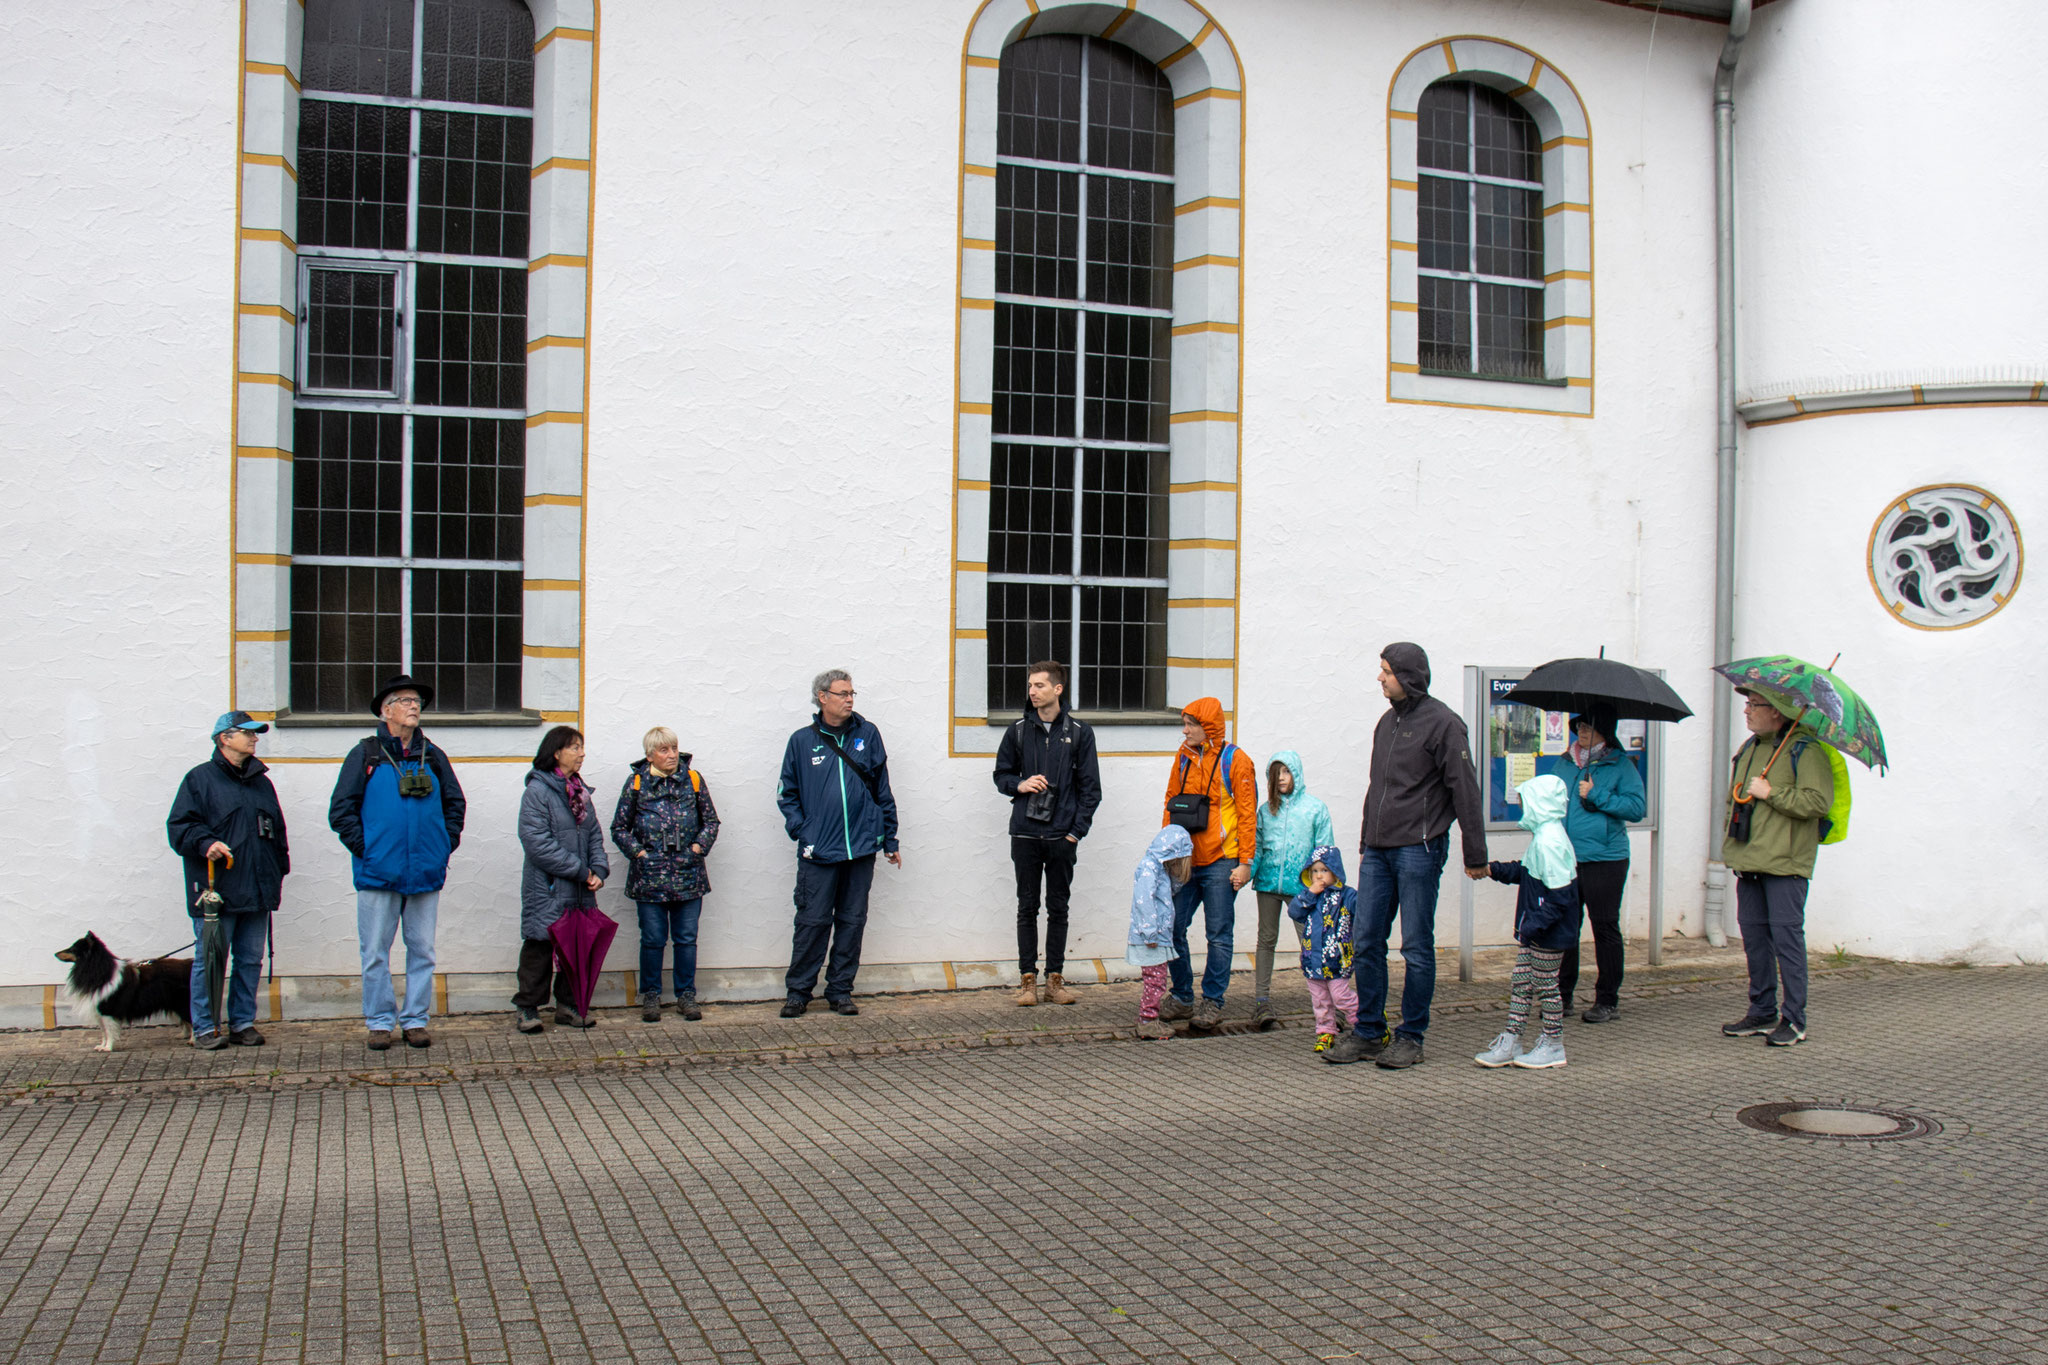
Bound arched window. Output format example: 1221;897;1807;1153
987;35;1174;714
1388;38;1591;417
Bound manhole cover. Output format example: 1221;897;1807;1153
1737;1102;1941;1142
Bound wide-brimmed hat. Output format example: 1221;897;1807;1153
210;710;270;738
370;673;435;716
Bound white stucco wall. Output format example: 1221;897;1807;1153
13;0;2027;993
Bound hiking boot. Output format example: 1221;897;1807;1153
1156;996;1195;1022
780;997;807;1018
677;992;702;1022
403;1027;432;1048
573;1013;597;1030
1042;973;1077;1006
1135;1018;1174;1041
1313;1032;1336;1053
1722;1012;1778;1037
554;1007;580;1027
1765;1020;1807;1047
1251;999;1279;1030
1473;1031;1521;1068
1376;1035;1426;1069
641;993;663;1023
1325;1031;1386;1065
1190;997;1224;1030
1014;974;1038;1007
1511;1035;1567;1069
229;1026;265;1047
365;1029;394;1051
515;1006;543;1034
1581;1003;1619;1024
828;997;859;1016
194;1029;230;1052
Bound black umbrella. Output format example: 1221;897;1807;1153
1501;656;1694;723
194;854;231;1032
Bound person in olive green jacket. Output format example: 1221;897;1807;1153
1719;689;1834;1047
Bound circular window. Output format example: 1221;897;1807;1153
1867;485;2022;630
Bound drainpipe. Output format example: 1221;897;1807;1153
1703;0;1753;948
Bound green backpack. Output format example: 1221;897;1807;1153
1788;739;1852;846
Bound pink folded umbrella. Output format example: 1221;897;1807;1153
548;901;618;1019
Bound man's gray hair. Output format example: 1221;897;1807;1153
811;668;852;702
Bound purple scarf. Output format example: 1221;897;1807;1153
557;767;591;824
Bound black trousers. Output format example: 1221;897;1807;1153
1559;858;1629;1007
512;938;574;1011
785;854;876;1002
1736;872;1809;1030
1012;835;1077;975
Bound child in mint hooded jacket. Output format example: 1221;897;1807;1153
1247;751;1332;1027
1474;773;1583;1070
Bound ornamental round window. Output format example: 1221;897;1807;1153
1867;485;2022;630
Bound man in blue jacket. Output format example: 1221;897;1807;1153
776;669;899;1017
327;674;466;1051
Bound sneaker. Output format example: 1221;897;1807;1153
828;997;859;1016
1190;997;1224;1031
1765;1021;1807;1047
229;1026;265;1047
1313;1032;1335;1053
554;1007;580;1027
779;997;808;1019
1722;1013;1778;1037
193;1029;230;1052
1251;1000;1279;1031
1581;1003;1619;1024
677;992;702;1022
1135;1017;1174;1041
641;994;662;1023
1512;1035;1567;1069
365;1029;394;1051
515;1007;543;1034
1376;1035;1426;1069
573;1013;597;1030
403;1027;432;1048
1156;996;1195;1022
1473;1032;1521;1068
1324;1031;1387;1066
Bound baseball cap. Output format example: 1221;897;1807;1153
211;710;271;738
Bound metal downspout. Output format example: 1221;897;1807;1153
1703;0;1754;948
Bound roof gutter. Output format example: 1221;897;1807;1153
1703;0;1754;947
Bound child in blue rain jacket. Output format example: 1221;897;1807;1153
1286;845;1358;1052
1474;773;1583;1070
1131;825;1193;1040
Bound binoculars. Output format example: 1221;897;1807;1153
1024;781;1057;824
397;767;434;799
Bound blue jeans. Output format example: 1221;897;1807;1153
1168;858;1240;1004
188;911;266;1036
637;898;703;999
1352;835;1448;1042
357;889;438;1030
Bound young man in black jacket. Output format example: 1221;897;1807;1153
992;661;1103;1006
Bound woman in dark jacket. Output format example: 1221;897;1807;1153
513;726;610;1031
610;726;720;1022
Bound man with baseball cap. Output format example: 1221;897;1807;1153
165;711;290;1049
327;675;466;1050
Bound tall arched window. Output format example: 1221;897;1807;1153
291;0;535;715
1416;80;1544;381
987;35;1173;714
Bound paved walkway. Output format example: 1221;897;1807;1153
2;951;2041;1363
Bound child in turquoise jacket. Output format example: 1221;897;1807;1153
1247;751;1333;1028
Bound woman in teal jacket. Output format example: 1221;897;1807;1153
1247;751;1333;1028
1544;707;1646;1022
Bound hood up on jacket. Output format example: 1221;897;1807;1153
1130;825;1195;943
1298;843;1347;889
1180;696;1227;748
1269;749;1308;809
1516;773;1577;889
1382;642;1432;706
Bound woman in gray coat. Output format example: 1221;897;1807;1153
513;725;611;1032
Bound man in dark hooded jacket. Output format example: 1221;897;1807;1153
1327;643;1487;1070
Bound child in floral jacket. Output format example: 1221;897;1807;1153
1287;844;1358;1051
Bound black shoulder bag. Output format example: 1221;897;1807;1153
813;724;883;800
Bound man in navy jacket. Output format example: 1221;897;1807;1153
776;669;899;1017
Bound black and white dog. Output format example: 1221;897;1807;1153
54;933;193;1052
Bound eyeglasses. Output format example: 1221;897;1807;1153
386;696;423;709
825;690;856;700
1742;699;1777;712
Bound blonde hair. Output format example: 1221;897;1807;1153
642;726;678;756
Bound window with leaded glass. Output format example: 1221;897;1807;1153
988;35;1172;715
291;0;533;715
1416;80;1547;382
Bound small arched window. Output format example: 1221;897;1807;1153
1416;80;1544;381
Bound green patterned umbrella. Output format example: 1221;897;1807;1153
1713;655;1888;772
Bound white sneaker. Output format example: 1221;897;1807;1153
1473;1032;1521;1068
1511;1036;1568;1069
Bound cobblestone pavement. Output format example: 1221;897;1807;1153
1;955;2042;1363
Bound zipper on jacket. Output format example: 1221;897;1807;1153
834;730;854;861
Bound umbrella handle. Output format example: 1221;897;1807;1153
206;852;236;887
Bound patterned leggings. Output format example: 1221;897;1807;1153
1506;946;1567;1040
1138;963;1171;1020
